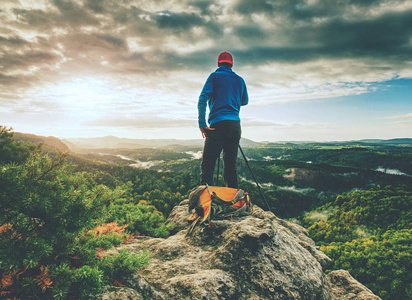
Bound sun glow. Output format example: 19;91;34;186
52;78;115;108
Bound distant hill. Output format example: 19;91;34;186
10;131;261;153
12;131;411;153
357;139;384;143
240;138;264;147
64;136;262;150
60;139;81;151
64;135;204;149
380;138;412;144
269;139;412;146
276;141;317;144
14;132;70;152
358;138;412;144
114;142;148;149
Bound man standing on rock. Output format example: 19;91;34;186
198;51;249;188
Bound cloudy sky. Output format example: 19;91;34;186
1;0;411;142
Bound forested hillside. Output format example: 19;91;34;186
1;126;411;299
0;127;174;299
300;186;412;299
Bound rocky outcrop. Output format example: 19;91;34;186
326;270;380;300
98;200;380;300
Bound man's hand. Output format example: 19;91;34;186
200;127;215;138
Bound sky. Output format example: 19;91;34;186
1;0;411;142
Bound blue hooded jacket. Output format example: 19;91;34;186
198;66;248;128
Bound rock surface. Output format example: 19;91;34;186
98;200;381;300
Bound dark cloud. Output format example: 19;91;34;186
84;0;108;14
153;11;204;29
95;34;127;49
348;0;386;6
227;3;412;64
9;2;99;30
233;25;266;41
11;8;56;31
107;4;222;42
1;0;411;92
233;0;274;15
232;47;316;64
52;0;100;27
135;46;317;71
149;10;223;38
0;73;21;87
188;1;221;16
0;35;27;45
233;0;383;20
110;4;145;24
119;48;222;73
317;10;412;55
53;0;78;11
0;51;58;72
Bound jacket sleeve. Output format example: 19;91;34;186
198;74;214;128
241;79;249;106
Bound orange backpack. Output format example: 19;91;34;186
187;184;252;235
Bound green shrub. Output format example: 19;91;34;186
0;126;38;164
102;200;174;238
98;249;150;284
0;150;148;298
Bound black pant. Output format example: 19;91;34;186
200;120;241;188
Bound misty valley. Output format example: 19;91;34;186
68;136;412;218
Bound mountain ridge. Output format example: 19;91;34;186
11;131;412;152
13;132;70;152
63;136;263;150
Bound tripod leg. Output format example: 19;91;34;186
238;145;272;211
215;155;220;186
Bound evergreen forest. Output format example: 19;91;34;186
1;126;411;299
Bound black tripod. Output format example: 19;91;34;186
214;145;272;211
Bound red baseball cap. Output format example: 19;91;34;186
217;51;233;65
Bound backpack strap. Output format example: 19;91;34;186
186;185;252;236
206;183;245;206
188;185;207;212
185;214;201;237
